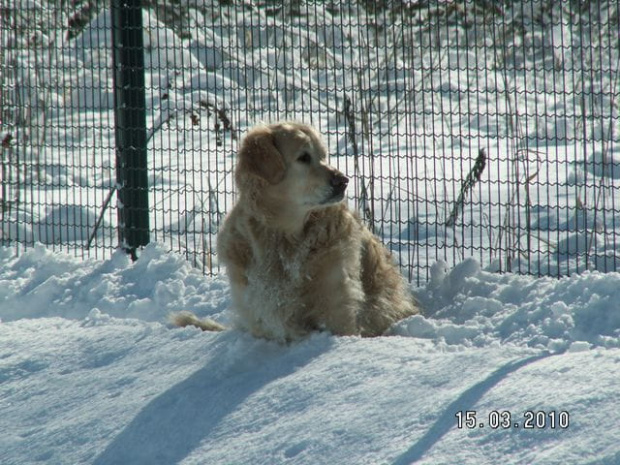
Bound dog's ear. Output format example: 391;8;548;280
238;127;286;185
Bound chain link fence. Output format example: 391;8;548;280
1;0;619;285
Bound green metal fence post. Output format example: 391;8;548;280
111;0;149;260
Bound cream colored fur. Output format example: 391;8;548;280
175;122;419;342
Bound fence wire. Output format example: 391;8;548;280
1;0;619;285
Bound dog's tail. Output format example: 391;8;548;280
170;311;227;332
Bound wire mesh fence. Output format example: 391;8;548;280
1;0;619;285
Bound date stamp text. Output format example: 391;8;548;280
455;410;570;430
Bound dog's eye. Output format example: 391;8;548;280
297;152;312;164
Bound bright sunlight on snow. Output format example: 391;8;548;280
2;0;619;464
1;244;619;464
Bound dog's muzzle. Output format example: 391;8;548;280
326;173;349;203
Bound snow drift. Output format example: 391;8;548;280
1;244;619;464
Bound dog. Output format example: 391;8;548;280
174;122;419;342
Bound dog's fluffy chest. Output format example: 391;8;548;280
248;232;314;294
240;234;316;340
242;223;359;335
246;211;361;287
227;205;367;341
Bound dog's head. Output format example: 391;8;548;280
236;122;349;222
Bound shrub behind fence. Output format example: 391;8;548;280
1;0;619;285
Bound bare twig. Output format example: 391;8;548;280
87;185;116;249
446;148;486;227
344;96;375;231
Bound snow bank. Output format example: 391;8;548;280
1;245;619;464
395;258;620;351
0;244;229;324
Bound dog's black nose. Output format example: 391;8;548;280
331;174;349;189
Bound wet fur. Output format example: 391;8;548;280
174;122;419;342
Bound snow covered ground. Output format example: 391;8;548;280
1;244;619;464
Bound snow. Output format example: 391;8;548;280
1;244;619;464
3;1;620;463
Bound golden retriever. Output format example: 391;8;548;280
174;122;419;342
